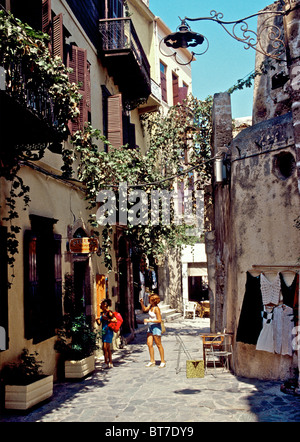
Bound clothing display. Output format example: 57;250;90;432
237;271;298;357
236;272;263;345
273;304;294;356
280;273;298;309
256;308;275;353
260;273;281;306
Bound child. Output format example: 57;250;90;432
140;294;166;368
97;299;117;368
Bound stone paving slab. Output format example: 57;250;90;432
1;318;300;423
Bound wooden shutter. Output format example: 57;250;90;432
161;72;167;102
42;0;52;51
52;13;64;59
107;94;123;148
172;73;179;105
86;61;91;118
42;0;51;32
67;46;88;133
178;86;188;104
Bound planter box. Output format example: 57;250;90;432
65;355;95;379
5;375;53;410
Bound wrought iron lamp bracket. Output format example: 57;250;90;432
160;3;299;65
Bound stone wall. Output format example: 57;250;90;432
208;93;300;379
207;1;300;381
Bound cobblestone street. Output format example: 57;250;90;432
1;318;300;424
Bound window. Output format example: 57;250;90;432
178;82;188;104
10;0;46;32
108;0;123;18
160;61;167;103
102;87;136;149
272;151;296;180
24;215;62;343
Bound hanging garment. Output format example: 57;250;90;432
293;273;299;327
280;273;298;309
236;272;263;345
273;304;294;356
256;307;275;353
260;273;281;306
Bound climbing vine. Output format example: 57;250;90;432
66;95;213;269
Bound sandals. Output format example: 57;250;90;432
145;361;167;368
145;362;155;367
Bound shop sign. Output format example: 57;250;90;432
69;237;99;254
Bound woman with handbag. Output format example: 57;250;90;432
96;299;117;368
140;294;166;368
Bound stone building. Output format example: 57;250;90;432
207;0;300;380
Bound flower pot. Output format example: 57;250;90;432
64;355;95;379
5;375;53;410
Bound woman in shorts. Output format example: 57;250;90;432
140;294;166;368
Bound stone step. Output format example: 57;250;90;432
163;312;182;322
135;304;182;327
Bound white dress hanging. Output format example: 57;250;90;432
256;307;275;353
273;304;294;356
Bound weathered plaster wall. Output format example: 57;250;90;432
207;0;300;381
208;93;300;379
229;112;300;379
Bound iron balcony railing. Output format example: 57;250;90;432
1;61;60;132
99;17;150;81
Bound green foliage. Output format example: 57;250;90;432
55;314;101;360
1;349;44;385
67;95;213;268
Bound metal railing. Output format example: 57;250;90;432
1;61;59;130
99;18;150;79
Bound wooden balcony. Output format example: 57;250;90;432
99;18;151;110
0;63;64;152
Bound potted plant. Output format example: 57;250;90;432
55;314;100;379
1;349;53;410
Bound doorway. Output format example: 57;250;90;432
73;260;91;321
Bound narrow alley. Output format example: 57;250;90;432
1;317;299;424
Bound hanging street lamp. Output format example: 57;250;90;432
160;2;298;65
